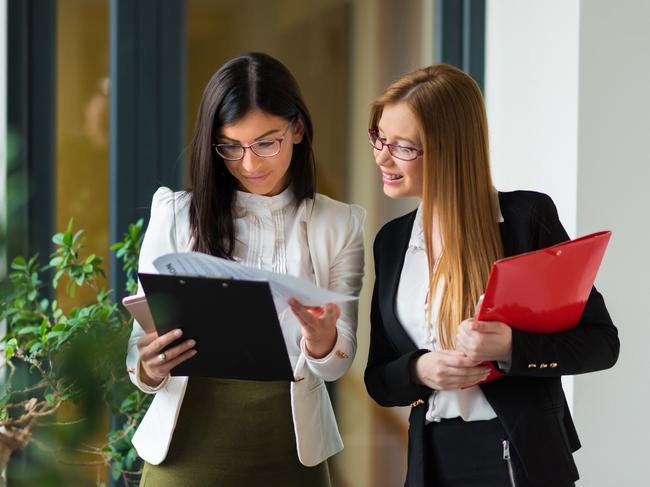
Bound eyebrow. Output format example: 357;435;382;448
376;125;419;147
218;127;281;143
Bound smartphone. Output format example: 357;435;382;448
122;294;156;333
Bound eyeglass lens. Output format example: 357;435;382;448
368;130;420;161
217;140;280;160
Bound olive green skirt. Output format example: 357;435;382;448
139;377;330;487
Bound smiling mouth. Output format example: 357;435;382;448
382;173;404;181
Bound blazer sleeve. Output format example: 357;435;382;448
300;204;365;382
507;194;620;377
364;233;432;407
126;187;178;393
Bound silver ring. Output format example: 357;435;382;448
157;352;166;363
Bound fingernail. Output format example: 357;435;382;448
188;339;196;347
191;350;197;355
174;329;182;337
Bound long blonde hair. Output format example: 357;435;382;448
370;64;503;349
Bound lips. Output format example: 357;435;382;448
243;172;270;182
382;172;404;184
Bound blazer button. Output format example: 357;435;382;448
410;399;425;408
335;350;349;359
540;363;548;369
550;362;558;368
527;363;537;368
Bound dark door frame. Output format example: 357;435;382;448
435;0;486;90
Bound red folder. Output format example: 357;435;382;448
476;230;612;383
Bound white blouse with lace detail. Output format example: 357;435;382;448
232;186;315;283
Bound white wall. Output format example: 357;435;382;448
485;0;580;412
486;0;650;485
573;1;650;485
486;0;580;237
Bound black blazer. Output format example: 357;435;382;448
364;191;620;487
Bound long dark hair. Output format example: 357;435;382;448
188;52;316;257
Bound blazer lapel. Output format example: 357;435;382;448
379;210;420;353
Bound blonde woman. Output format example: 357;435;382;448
364;64;619;487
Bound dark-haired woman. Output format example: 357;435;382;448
364;64;619;486
126;52;364;486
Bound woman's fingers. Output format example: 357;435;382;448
138;328;198;383
141;339;196;381
289;299;340;330
289;299;340;358
160;349;198;374
289;299;316;327
438;351;483;368
140;329;183;361
456;319;513;362
136;330;159;348
416;351;490;390
154;338;196;365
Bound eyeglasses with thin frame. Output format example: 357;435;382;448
368;128;423;161
213;121;293;161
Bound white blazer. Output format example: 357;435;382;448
126;187;365;466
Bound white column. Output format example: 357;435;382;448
485;0;580;411
486;0;650;485
573;1;650;485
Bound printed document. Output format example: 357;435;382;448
153;252;357;313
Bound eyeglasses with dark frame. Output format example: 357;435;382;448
368;128;423;161
213;121;293;161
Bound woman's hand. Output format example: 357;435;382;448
137;329;197;388
289;298;339;359
455;319;512;363
412;350;491;390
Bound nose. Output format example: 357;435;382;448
374;145;393;167
241;149;263;173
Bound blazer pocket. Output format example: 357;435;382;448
540;402;564;414
541;378;565;412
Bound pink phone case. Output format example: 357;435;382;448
122;294;156;333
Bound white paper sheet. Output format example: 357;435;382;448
152;252;357;312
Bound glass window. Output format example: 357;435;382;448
186;0;351;201
55;0;110;484
56;0;110;309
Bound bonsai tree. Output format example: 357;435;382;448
0;219;151;486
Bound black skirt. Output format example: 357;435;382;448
424;417;518;487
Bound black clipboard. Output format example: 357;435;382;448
138;273;295;382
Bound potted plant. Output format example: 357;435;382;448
0;219;151;486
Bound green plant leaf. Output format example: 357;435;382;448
17;326;40;335
63;230;73;247
10;256;27;270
